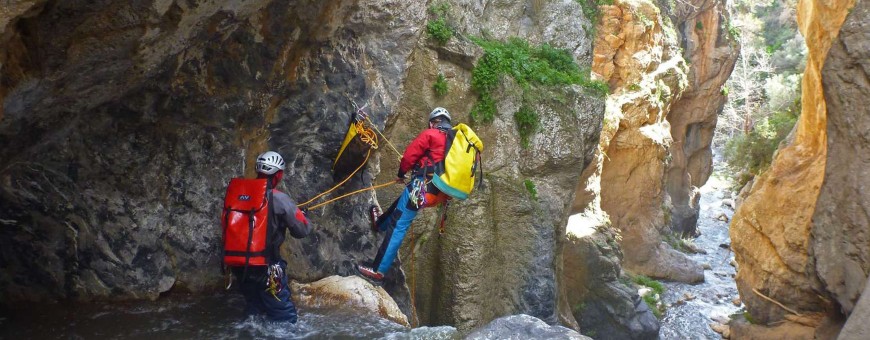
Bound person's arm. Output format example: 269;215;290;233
398;130;433;177
274;191;311;238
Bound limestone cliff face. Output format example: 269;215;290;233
572;0;729;285
378;1;604;331
664;0;738;236
730;0;857;326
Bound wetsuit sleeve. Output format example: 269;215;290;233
274;191;312;238
398;130;432;176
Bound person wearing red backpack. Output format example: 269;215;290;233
225;151;312;323
356;108;452;285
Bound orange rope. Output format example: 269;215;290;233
298;121;379;208
298;148;372;207
304;180;399;210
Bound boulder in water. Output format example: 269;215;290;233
291;275;409;327
465;314;591;340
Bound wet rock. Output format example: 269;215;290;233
716;213;729;222
731;297;741;306
702;263;713;270
710;322;730;338
721;199;735;209
465;314;590;340
684;293;697;301
291;275;409;327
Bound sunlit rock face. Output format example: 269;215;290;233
664;0;739;237
571;0;738;287
730;0;857;327
291;275;409;327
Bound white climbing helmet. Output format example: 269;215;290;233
429;107;451;122
255;151;285;175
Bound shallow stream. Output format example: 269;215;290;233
659;167;741;339
0;293;457;339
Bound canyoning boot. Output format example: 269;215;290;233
356;264;384;286
369;205;382;233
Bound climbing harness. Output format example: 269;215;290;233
265;263;284;301
408;177;428;209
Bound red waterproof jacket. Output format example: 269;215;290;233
398;128;448;177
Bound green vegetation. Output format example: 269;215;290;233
720;85;729;96
469;37;608;127
576;0;615;29
426;3;453;44
664;232;699;254
723;105;799;187
429;2;450;18
427;18;453;44
643;294;663;318
744;310;755;324
695;20;703;31
627;83;641;91
433;73;449;96
632;275;665;295
524;179;539;201
515;105;540;147
631;274;666;319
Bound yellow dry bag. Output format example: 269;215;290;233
432;123;484;200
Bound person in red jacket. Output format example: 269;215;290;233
357;108;452;284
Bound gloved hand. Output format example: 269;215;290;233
396;170;407;183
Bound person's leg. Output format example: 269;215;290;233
260;261;298;323
234;267;267;317
376;195;401;232
376;188;418;274
372;214;397;269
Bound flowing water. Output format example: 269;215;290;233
659;166;741;339
0;293;458;339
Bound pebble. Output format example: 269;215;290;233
702;263;712;270
731;297;741;306
716;213;729;222
683;293;696;301
709;323;731;338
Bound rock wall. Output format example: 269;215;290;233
664;0;738;236
0;0;425;308
379;1;605;331
730;0;857;326
812;0;870;317
571;0;714;285
0;0;609;334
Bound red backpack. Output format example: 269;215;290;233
221;178;273;267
